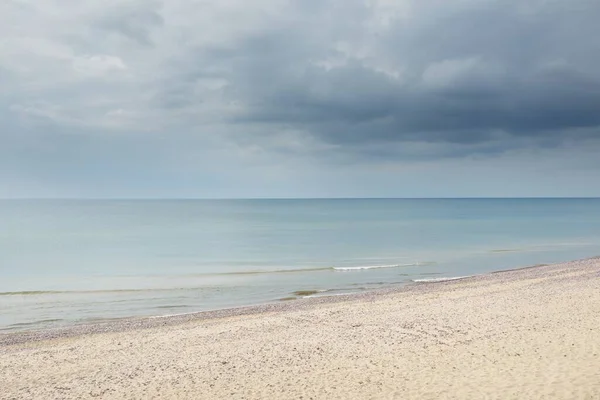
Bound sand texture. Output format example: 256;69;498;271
1;258;599;399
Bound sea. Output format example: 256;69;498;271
1;198;599;332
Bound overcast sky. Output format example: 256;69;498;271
2;0;600;198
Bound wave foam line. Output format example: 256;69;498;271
412;276;472;283
302;292;360;299
0;290;66;296
221;266;332;275
333;262;433;271
0;287;225;296
189;262;436;276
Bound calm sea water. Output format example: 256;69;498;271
1;198;599;331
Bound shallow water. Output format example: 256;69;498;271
1;198;599;331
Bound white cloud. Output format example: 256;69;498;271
72;55;128;77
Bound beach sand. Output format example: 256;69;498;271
1;258;599;399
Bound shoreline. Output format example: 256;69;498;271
2;256;598;347
2;256;599;399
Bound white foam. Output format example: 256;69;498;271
412;276;472;283
333;263;417;271
303;292;359;299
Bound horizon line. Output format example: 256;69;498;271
2;196;600;201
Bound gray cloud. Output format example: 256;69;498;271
223;1;600;150
129;0;600;160
94;0;164;46
1;0;600;197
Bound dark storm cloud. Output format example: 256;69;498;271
2;0;600;166
196;0;600;154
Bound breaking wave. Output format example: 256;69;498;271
411;276;472;283
333;262;434;271
0;262;435;297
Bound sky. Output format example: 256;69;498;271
1;0;600;198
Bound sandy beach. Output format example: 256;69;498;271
1;258;599;399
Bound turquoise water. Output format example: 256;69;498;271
1;198;599;331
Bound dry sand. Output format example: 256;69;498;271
1;258;599;399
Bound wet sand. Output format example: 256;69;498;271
1;258;599;399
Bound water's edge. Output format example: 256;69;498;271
3;256;598;347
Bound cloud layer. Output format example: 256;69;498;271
2;0;600;197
